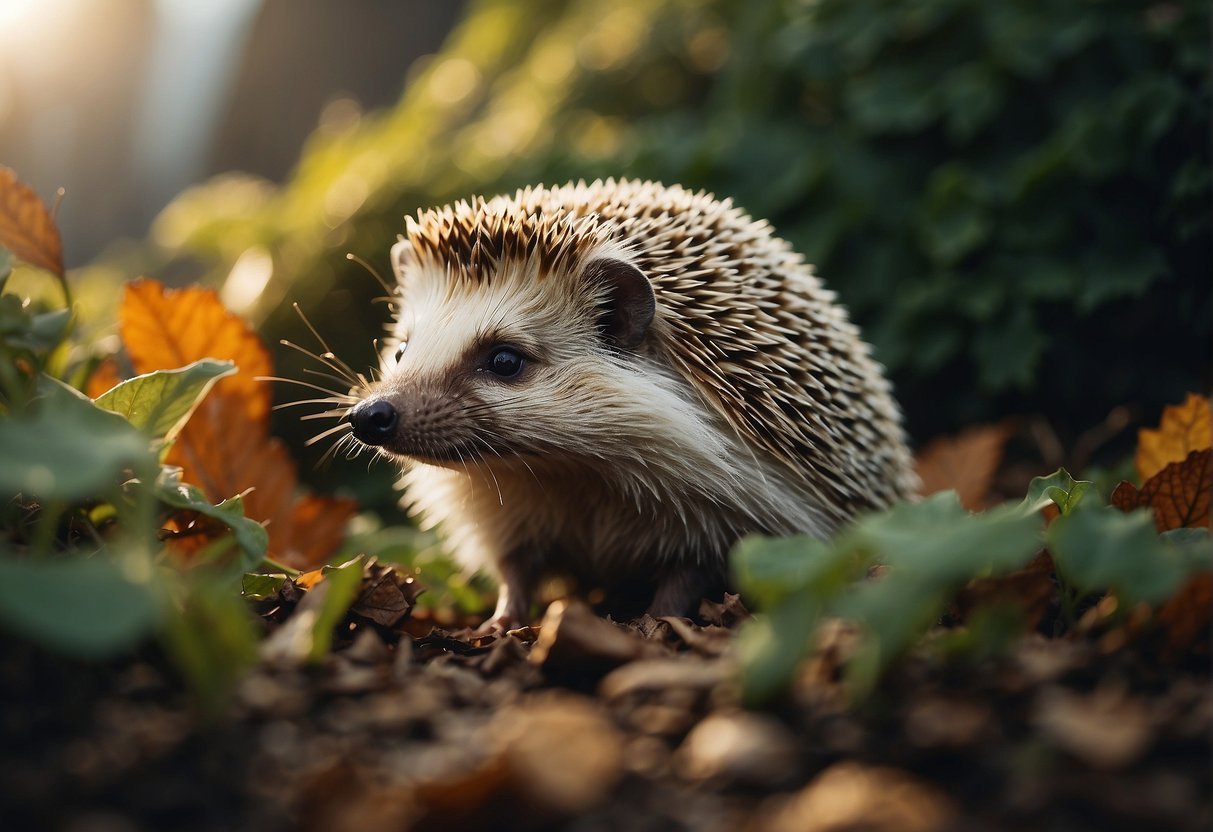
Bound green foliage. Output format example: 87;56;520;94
137;0;1209;454
94;360;235;446
0;254;264;688
1048;503;1208;608
0;555;160;658
734;471;1210;704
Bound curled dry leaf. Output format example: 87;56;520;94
0;167;65;278
1136;394;1212;482
1111;449;1211;532
914;422;1012;510
118;278;356;566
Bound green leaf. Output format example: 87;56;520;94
153;468;268;568
1019;468;1097;516
0;553;160;657
737;594;823;706
242;572;288;601
160;577;258;712
731;533;857;609
1047;503;1207;607
0;248;11;290
308;556;366;662
0;379;156;501
845;492;1043;581
94;359;235;444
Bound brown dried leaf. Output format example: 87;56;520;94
914;423;1012;510
1034;683;1151;769
1157;572;1212;660
1136;393;1212;482
0;167;65;277
756;762;957;832
1110;449;1211;532
954;551;1054;629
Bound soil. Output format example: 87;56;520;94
1;564;1208;832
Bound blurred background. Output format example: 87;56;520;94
2;0;1209;509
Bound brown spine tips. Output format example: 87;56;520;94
585;258;656;350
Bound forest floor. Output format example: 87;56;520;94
2;560;1208;832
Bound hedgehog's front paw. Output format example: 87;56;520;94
475;579;531;635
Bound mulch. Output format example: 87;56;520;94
1;561;1208;832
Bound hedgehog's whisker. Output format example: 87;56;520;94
306;422;353;448
346;251;394;297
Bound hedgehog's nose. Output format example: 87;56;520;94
348;399;398;446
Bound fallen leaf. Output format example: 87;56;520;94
1034;683;1151;769
756;762;957;832
0;167;65;278
1156;572;1212;660
1111;449;1211;532
677;710;801;786
914;423;1012;510
118;278;357;566
1136;393;1212;481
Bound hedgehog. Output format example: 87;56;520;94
344;179;917;629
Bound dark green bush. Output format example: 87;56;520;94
146;0;1210;464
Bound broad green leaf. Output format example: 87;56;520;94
242;572;288;600
0;379;155;501
154;468;268;567
1019;468;1097;516
731;533;856;609
308;556;366;662
0;553;159;657
845;492;1043;581
1047;503;1208;606
0;248;11;289
737;594;823;706
160;577;258;712
95;359;235;444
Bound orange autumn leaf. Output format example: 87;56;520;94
85;356;122;399
914;423;1012;511
1135;393;1212;482
0;167;65;278
121;279;272;423
118;277;356;567
1110;449;1211;532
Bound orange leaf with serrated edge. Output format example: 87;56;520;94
914;423;1012;510
1110;449;1211;532
119;278;356;567
0;168;64;277
121;279;271;423
1136;394;1212;482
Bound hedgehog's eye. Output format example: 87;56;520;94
487;346;524;379
394;342;407;363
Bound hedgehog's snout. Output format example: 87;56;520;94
348;399;399;447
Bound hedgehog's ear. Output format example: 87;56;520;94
390;238;414;280
585;258;655;350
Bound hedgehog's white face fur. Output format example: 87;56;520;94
348;179;916;627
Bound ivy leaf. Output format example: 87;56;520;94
732;534;856;609
95;359;236;445
1020;468;1097;516
1047;503;1206;607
